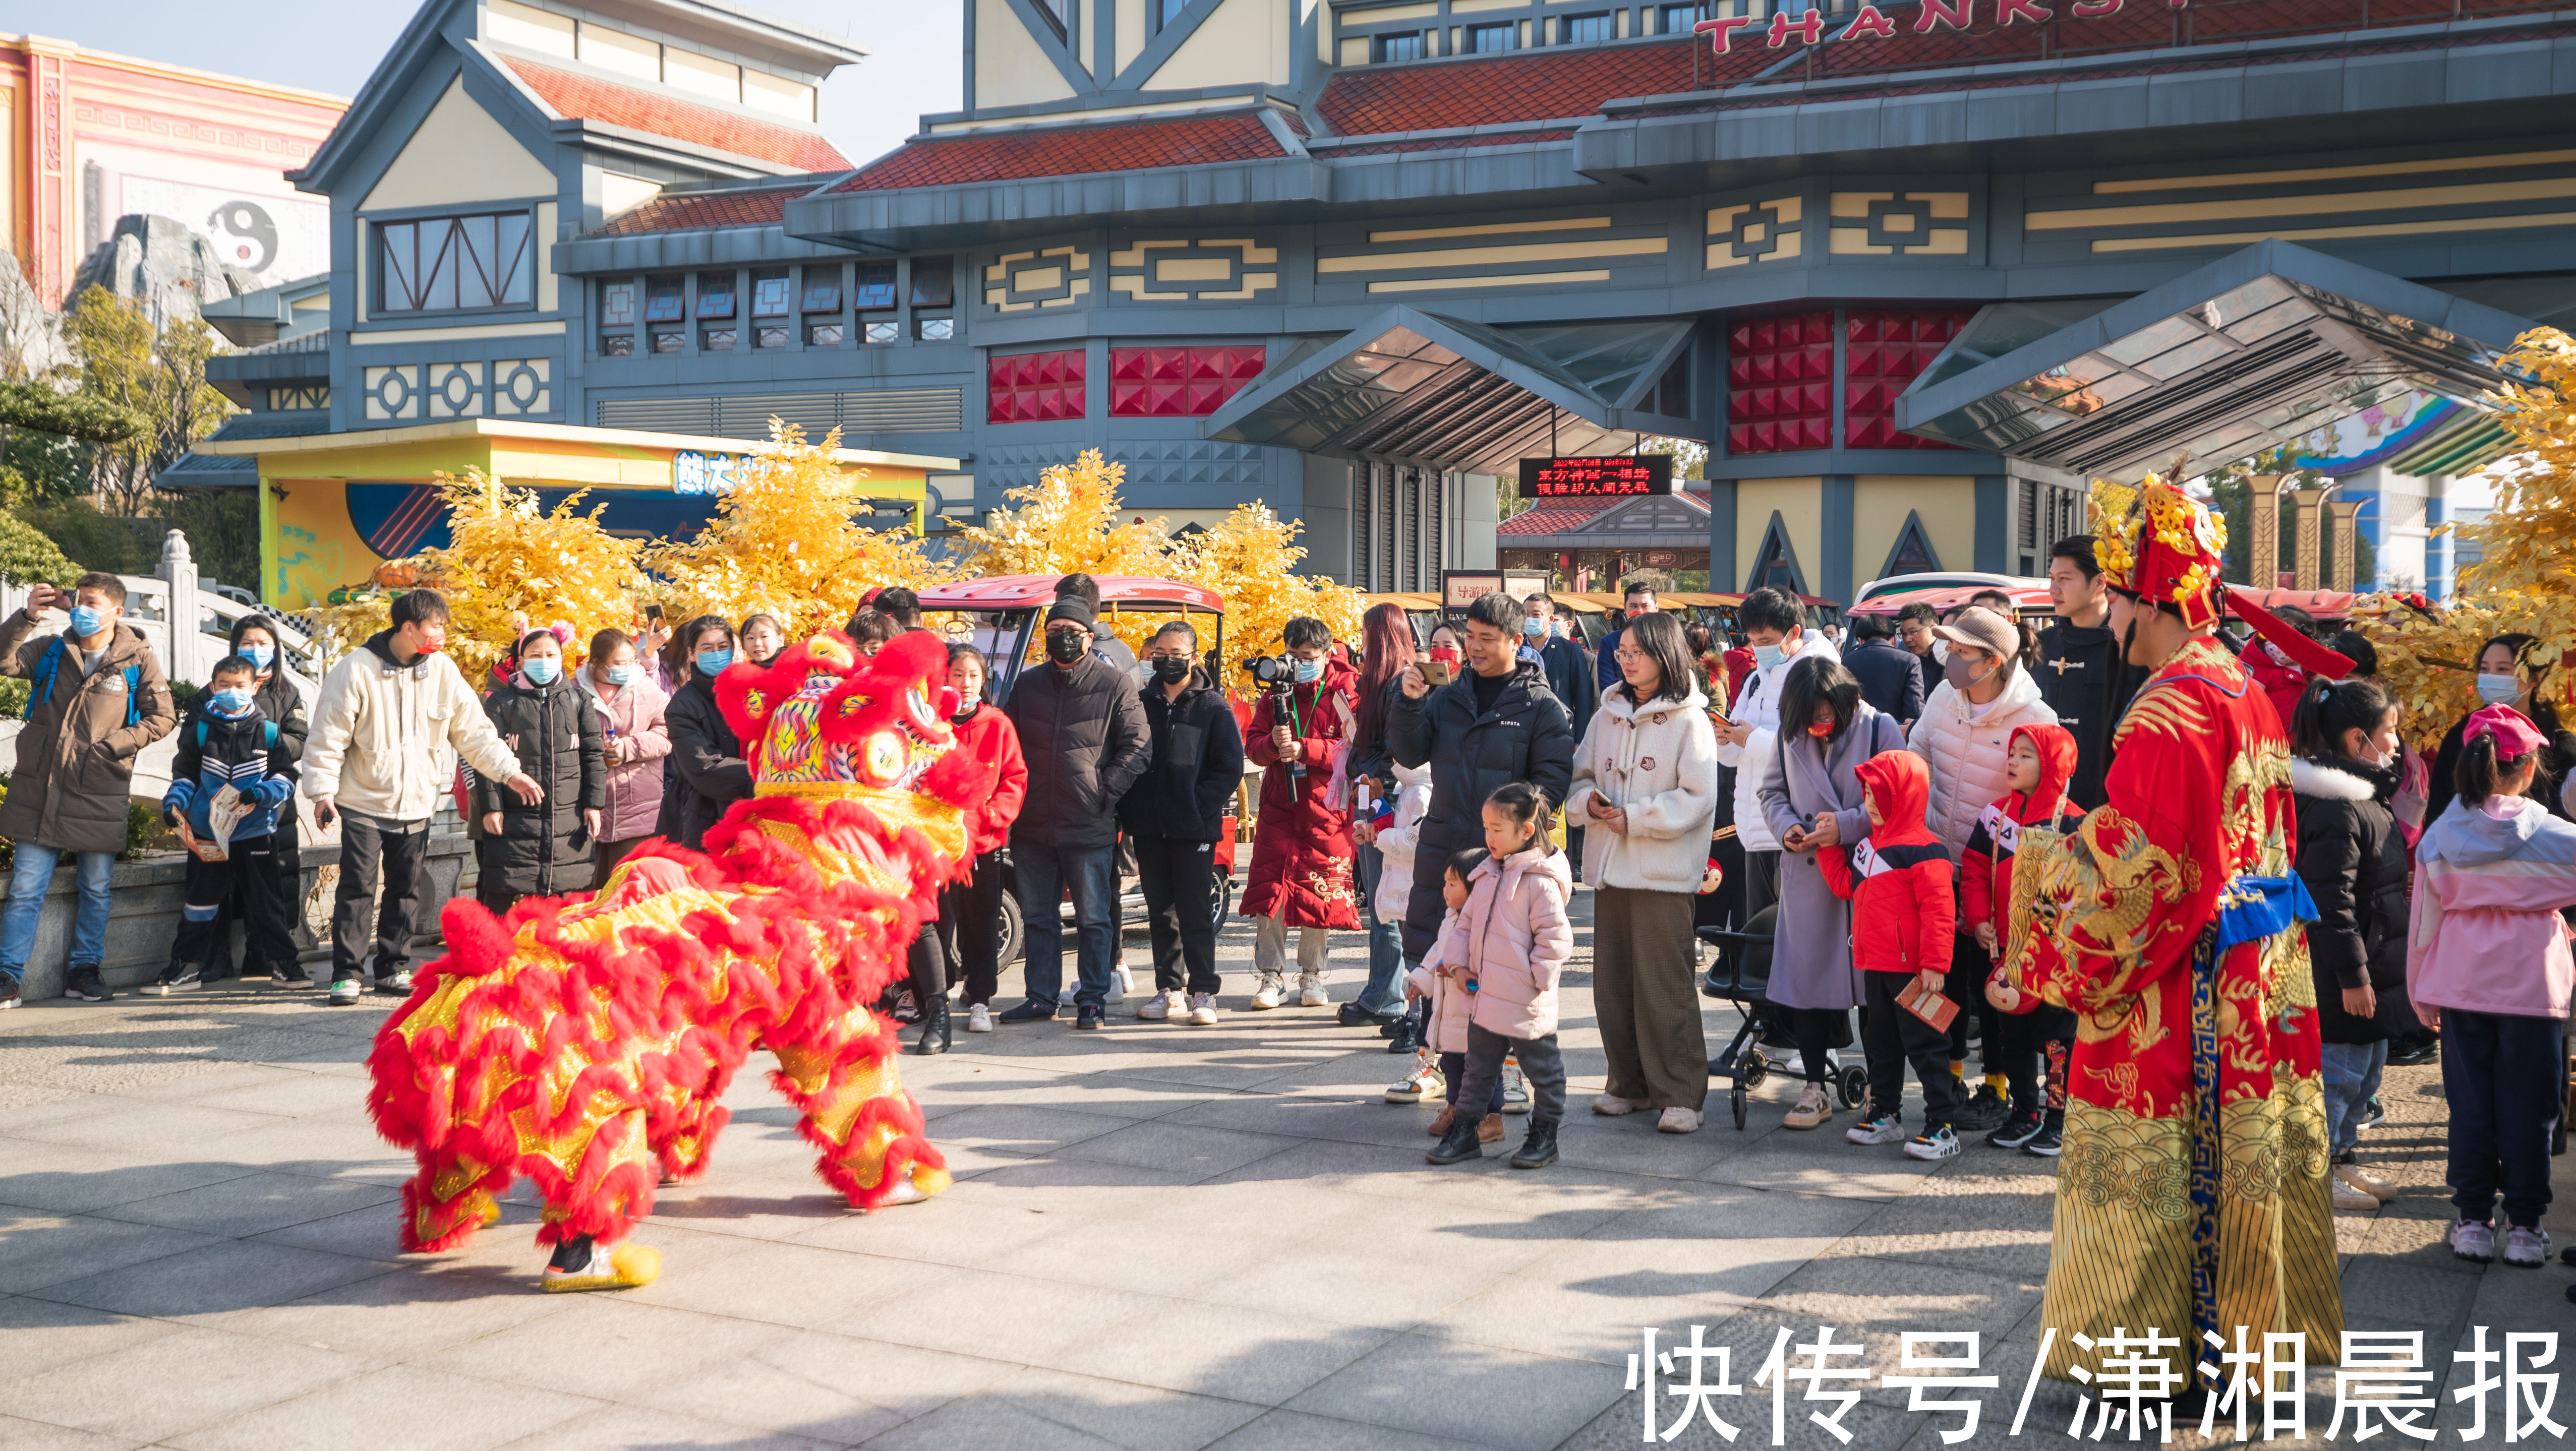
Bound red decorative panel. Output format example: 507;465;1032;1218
987;349;1086;424
1842;310;1973;451
1107;346;1266;418
1725;313;1835;455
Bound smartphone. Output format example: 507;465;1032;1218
1421;659;1455;686
642;603;664;622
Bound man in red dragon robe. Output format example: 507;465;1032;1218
1996;477;2343;1388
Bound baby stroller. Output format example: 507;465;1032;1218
1699;905;1868;1130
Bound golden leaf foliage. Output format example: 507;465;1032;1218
2357;326;2576;749
314;469;647;677
956;449;1363;675
647;423;959;640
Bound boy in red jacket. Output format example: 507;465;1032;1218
1962;724;2085;1157
1818;750;1962;1161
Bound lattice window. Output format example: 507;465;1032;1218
375;211;532;313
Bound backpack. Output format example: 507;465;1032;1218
25;636;140;729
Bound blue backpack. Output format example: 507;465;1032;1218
24;637;140;729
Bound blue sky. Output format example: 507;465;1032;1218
0;0;964;168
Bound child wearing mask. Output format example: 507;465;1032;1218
1820;750;1964;1161
1426;784;1574;1170
473;627;605;916
146;655;302;995
2410;704;2576;1267
1966;724;2084;1157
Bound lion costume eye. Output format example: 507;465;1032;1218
862;731;905;783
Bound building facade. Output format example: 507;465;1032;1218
210;0;2565;607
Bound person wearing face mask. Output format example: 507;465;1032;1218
1907;604;2057;1129
1709;587;1840;927
2424;632;2576;831
471;629;605;917
1118;621;1246;1026
304;589;536;1007
142;655;301;997
1524;593;1598;759
997;599;1151;1030
664;615;755;853
576;627;671;886
164;616;313;988
1242;615;1364;1011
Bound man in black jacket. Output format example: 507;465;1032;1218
1390;591;1576;961
2033;534;2135;810
1000;599;1151;1030
1118;621;1245;1027
1840;613;1925;731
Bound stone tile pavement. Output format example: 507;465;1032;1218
0;884;2560;1449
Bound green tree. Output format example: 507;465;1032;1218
61;288;232;517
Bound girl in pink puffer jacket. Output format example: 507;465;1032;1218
1427;783;1574;1172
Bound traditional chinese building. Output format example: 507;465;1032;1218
205;0;2561;606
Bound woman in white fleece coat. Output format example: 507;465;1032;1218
1566;613;1720;1131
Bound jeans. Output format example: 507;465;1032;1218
1353;843;1404;1014
2440;1009;2562;1229
2321;1040;2389;1153
1014;840;1117;1011
0;843;115;985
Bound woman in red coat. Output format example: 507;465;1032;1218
1241;616;1362;1010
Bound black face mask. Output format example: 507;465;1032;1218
1046;631;1086;666
1151;656;1191;685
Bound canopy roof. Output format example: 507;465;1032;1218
1894;242;2535;483
1204;308;1695;473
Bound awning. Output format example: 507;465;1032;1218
1203;307;1696;472
1894;241;2536;482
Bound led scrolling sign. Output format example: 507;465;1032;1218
1695;0;2172;50
1519;455;1674;499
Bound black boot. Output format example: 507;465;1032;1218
1510;1119;1560;1170
914;996;951;1055
1386;1005;1423;1054
1426;1110;1486;1165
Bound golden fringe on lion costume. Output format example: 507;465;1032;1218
366;630;998;1289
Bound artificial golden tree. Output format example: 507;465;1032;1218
648;422;958;640
1170;501;1364;674
953;449;1184;662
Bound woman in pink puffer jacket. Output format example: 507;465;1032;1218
577;627;672;886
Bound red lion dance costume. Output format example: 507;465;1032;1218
367;630;988;1290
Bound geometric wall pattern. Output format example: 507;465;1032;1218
1828;192;1970;256
1706;197;1804;269
1727;314;1834;454
1108;239;1280;301
987;349;1086;423
984;246;1093;312
1107;346;1266;417
1843;310;1970;450
361;358;552;421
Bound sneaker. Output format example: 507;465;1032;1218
1951;1082;2009;1132
1187;992;1219;1026
1904;1125;1963;1161
2358;1096;2386;1130
269;963;312;987
1137;989;1179;1021
2333;1180;2380;1213
2387;1039;2439;1067
1846;1114;1906;1145
142;962;203;997
996;999;1061;1024
0;981;17;1010
1987;1112;2044;1150
1387;1063;1445;1104
2335;1164;2399;1203
1106;965;1131;1004
965;1003;993;1033
327;977;362;1006
2505;1226;2552;1267
1297;974;1329;1008
1074;1003;1105;1031
1591;1093;1646;1117
890;987;920;1023
377;970;414;996
1501;1058;1530;1115
1248;977;1287;1010
2022;1125;2063;1157
1658;1106;1702;1134
1782;1082;1833;1130
65;965;111;1002
2450;1218;2496;1263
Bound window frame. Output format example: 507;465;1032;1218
372;207;537;317
1558;11;1613;43
1371;31;1424;62
1465;21;1514;50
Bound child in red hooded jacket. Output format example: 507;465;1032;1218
1818;750;1962;1161
1963;723;2085;1157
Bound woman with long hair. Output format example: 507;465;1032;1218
1346;601;1420;1035
2425;632;2576;829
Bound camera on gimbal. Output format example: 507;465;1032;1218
1246;653;1297;697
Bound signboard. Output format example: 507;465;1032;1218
673;450;741;496
1441;570;1555;610
1518;455;1673;500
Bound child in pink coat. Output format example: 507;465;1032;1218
1427;783;1574;1171
1397;849;1507;1144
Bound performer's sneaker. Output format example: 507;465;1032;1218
964;1003;993;1033
377;970;414;995
2450;1219;2496;1263
542;1237;662;1293
1187;992;1220;1026
2505;1226;2552;1267
1248;977;1287;1010
1903;1126;1963;1161
1846;1114;1906;1145
1987;1112;2044;1150
327;978;362;1006
2022;1125;2063;1157
142;962;202;996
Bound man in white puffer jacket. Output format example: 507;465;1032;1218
1905;604;2056;1130
1711;587;1841;920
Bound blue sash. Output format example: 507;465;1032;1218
2186;873;2318;1382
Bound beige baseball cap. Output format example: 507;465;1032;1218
1931;606;2017;660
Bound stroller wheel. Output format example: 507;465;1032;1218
1731;1082;1748;1130
1838;1065;1868;1109
1740;1052;1769;1090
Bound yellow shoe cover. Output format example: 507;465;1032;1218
541;1241;661;1292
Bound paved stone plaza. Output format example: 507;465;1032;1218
0;885;2558;1449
